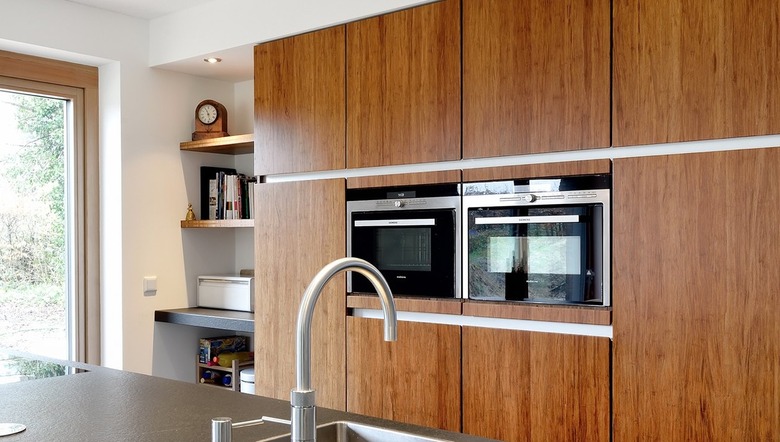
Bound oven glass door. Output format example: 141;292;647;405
467;204;603;304
350;209;455;297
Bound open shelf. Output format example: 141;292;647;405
180;219;253;228
197;356;253;391
180;133;253;155
155;307;254;333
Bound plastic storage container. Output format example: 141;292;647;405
240;368;255;394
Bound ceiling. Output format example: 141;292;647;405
61;0;430;83
66;0;212;19
65;0;255;82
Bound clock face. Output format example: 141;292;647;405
198;104;218;125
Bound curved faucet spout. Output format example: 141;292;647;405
296;257;397;391
291;257;397;442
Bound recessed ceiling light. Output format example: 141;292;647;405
204;57;222;64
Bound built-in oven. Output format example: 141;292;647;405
463;174;610;306
347;183;460;298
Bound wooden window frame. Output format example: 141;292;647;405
0;50;100;364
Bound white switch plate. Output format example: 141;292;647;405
143;276;157;296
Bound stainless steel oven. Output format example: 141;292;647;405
347;184;460;298
463;175;610;306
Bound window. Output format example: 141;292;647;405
0;51;99;364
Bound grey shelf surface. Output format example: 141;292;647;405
155;307;254;333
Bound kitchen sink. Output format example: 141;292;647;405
258;420;452;442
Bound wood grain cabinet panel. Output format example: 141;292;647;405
346;317;461;432
254;27;345;175
346;0;460;168
462;327;610;442
462;159;612;183
346;170;461;189
613;0;780;146
462;0;611;158
613;150;780;439
254;179;346;410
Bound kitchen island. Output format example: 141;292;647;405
0;359;494;441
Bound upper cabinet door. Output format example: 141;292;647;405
462;0;611;159
613;1;780;146
254;26;345;175
346;0;461;168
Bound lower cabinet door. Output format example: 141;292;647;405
253;179;346;410
346;317;461;432
462;327;611;441
613;151;780;439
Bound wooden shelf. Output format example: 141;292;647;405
179;133;253;155
181;219;253;228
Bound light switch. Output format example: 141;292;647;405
143;276;157;296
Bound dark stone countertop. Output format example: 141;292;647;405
0;364;496;442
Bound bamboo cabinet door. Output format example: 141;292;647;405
253;179;346;410
612;150;780;439
346;0;460;168
462;327;610;442
462;0;610;158
613;0;780;146
346;317;461;432
254;26;345;175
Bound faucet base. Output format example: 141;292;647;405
291;404;316;442
291;389;316;442
211;417;232;442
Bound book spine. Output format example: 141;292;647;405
236;176;243;219
248;183;254;219
224;175;232;219
224;175;230;220
240;178;248;219
230;175;237;219
208;179;217;220
217;172;225;220
233;175;238;219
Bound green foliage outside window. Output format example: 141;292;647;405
0;94;65;286
0;91;67;358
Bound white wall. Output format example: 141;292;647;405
0;0;238;375
0;0;438;378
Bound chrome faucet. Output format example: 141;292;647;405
291;257;398;442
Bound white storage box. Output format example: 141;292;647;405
197;275;254;312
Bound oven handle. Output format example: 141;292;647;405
355;219;436;227
474;215;579;225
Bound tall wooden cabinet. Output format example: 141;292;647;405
613;0;780;146
254;27;345;175
346;0;460;168
346;317;461;432
462;327;611;441
253;179;347;410
613;149;780;439
462;0;611;158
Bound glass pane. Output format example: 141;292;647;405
0;90;69;360
374;227;432;271
487;236;581;274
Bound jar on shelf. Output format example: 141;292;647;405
240;368;255;394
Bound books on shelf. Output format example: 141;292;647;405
200;166;256;221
